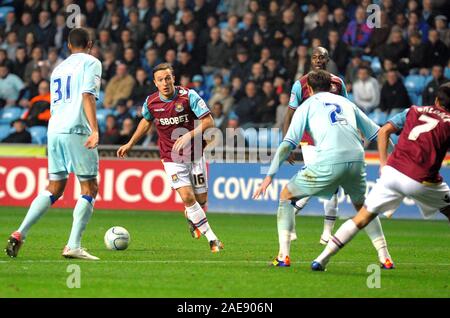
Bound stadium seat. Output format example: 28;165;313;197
445;67;450;80
0;106;24;125
370;57;382;75
96;108;114;132
28;126;48;144
404;75;426;95
368;109;388;126
0;124;13;141
0;6;14;24
243;128;258;148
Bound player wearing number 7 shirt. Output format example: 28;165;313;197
117;63;224;253
312;83;450;271
5;28;102;260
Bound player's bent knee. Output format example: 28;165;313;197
280;186;294;201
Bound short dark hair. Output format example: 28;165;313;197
68;28;90;49
436;83;450;110
152;63;174;77
307;70;331;92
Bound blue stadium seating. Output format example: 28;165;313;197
0;124;13;141
0;106;24;125
370;57;382;75
0;6;14;24
96;108;114;132
368;109;388;126
404;75;426;95
445;67;450;80
28;126;48;144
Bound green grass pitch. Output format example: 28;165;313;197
0;207;448;298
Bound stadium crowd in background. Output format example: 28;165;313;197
0;0;449;145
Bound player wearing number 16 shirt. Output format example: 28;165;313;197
117;63;223;253
312;83;450;272
5;28;102;260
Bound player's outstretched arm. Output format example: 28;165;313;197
117;118;152;158
83;93;99;149
173;114;214;153
253;141;295;199
377;122;398;169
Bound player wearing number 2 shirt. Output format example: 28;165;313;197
312;83;450;272
117;63;223;253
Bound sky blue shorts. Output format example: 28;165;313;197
47;133;98;180
287;161;367;205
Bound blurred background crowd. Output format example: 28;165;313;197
0;0;448;147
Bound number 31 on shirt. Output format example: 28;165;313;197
53;75;72;104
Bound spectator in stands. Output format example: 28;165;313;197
364;11;391;58
0;64;24;107
103;63;135;108
274;91;289;130
97;29;118;58
118;117;138;145
12;46;28;80
230;48;252;82
0;49;13;71
204;27;227;74
2;31;20;62
342;6;373;52
142;47;160;80
401;31;427;73
0;11;19;36
406;11;429;43
422;65;449;105
345;52;364;88
126;9;147;49
25;68;43;101
21;79;50;127
230;76;244;101
327;29;349;75
425;29;449;68
51;13;69;51
24;45;43;80
36;11;54;48
421;0;436;26
191;74;210;102
1;119;31;144
211;102;227;133
232;81;262;128
131;68;155;106
98;0;117;31
434;15;450;48
17;11;37;44
236;12;255;46
332;7;348;36
123;47;139;76
208;84;235;115
256;80;277;126
352;66;380;113
308;7;332;47
210;73;224;97
378;69;411;115
289;44;310;80
114;99;132;128
248;62;266;88
84;0;101;29
281;9;302;42
379;27;408;65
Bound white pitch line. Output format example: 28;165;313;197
0;259;449;266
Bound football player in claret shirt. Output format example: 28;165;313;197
284;47;348;246
117;63;223;253
312;83;450;271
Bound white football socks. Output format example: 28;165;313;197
277;200;295;259
18;191;55;239
322;194;338;241
315;219;359;266
185;202;217;242
364;216;391;263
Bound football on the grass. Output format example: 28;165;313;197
104;226;130;250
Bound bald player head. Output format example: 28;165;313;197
311;47;330;70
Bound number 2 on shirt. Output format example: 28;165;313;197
53;75;72;104
325;103;347;125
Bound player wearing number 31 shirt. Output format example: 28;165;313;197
117;63;223;253
312;83;450;272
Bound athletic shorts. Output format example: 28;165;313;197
287;161;367;204
162;155;208;194
47;133;98;180
365;165;450;218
